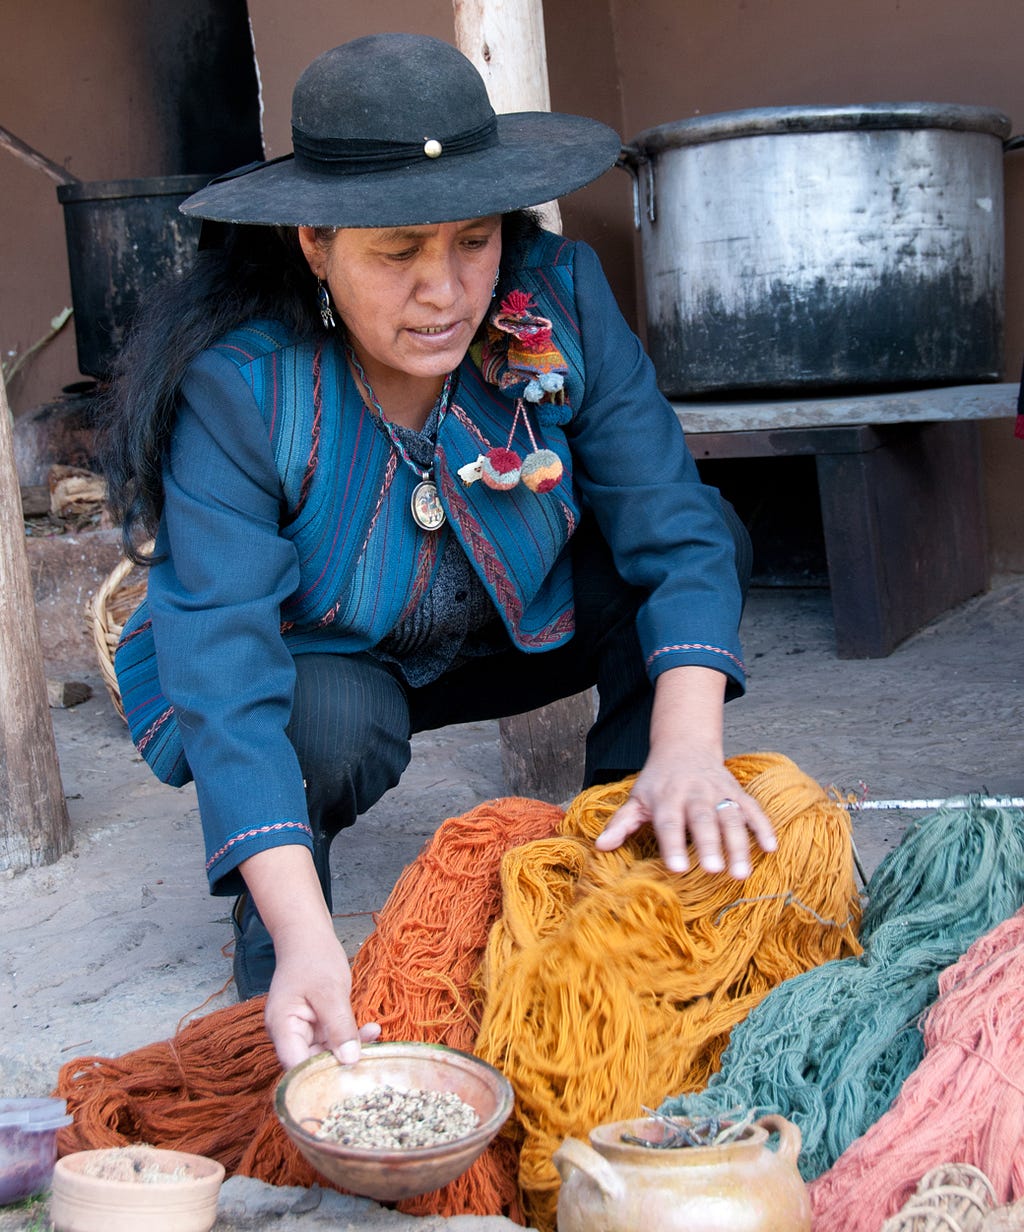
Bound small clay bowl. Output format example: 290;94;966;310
275;1041;514;1201
50;1146;224;1232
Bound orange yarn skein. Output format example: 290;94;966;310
56;797;564;1219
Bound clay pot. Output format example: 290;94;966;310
553;1114;811;1232
275;1043;514;1202
49;1147;224;1232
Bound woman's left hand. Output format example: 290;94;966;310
595;749;775;879
593;664;776;879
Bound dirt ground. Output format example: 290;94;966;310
2;575;1023;1229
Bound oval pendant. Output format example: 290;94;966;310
410;479;446;531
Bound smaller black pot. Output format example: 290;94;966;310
56;174;208;379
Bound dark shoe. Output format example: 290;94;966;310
231;893;276;999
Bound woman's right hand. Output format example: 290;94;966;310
239;844;380;1070
264;920;380;1070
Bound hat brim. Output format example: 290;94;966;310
179;113;622;227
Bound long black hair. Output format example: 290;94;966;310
100;209;543;562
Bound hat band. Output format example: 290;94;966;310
292;115;498;174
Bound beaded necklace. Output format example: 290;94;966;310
347;345;453;531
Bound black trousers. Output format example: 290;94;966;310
284;508;752;908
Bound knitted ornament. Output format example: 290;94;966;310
524;372;566;403
520;449;563;494
483;290;569;402
464;288;570;497
481;447;522;490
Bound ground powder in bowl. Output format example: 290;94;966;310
315;1084;479;1149
79;1146;195;1183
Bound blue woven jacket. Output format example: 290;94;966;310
115;231;746;894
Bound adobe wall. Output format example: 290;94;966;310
4;0;1021;565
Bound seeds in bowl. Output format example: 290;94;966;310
314;1084;480;1149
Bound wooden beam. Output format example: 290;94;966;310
0;123;79;187
0;371;72;870
452;0;562;233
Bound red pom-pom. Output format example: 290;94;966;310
500;290;534;315
481;447;522;490
516;326;554;354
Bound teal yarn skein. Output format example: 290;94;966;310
658;800;1024;1180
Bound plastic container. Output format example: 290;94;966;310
0;1097;74;1204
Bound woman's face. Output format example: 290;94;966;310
299;216;502;394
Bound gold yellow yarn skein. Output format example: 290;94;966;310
474;751;862;1232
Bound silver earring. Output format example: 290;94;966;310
317;279;336;329
492;269;500;299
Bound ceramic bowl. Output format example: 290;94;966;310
0;1098;73;1204
49;1146;224;1232
275;1041;514;1201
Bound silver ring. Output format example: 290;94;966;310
714;798;739;812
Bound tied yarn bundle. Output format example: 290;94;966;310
55;755;859;1227
810;901;1024;1232
347;797;564;1218
56;797;564;1219
659;800;1024;1185
473;751;861;1232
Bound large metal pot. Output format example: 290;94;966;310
622;103;1014;396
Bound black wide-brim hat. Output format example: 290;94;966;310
180;32;622;228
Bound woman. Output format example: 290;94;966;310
104;32;776;1070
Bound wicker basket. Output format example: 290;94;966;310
86;542;151;722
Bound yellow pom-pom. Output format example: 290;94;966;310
520;449;563;494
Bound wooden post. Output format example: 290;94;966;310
454;0;595;801
0;371;72;870
452;0;562;233
499;687;595;803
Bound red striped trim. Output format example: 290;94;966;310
211;341;260;362
359;452;398;557
440;467;573;648
398;529;441;622
646;643;746;673
291;406;372;609
267;348;279;437
533;266;580;338
137;705;175;753
291;345;323;520
448;401;490;449
117;618;153;649
205;820;315;872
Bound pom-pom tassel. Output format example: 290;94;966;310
520;449;563;494
481;447;523;491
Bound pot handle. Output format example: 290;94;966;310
1005;135;1024;152
756;1114;803;1164
553;1137;625;1201
616;144;656;229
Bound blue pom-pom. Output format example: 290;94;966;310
523;379;544;403
538;372;564;392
